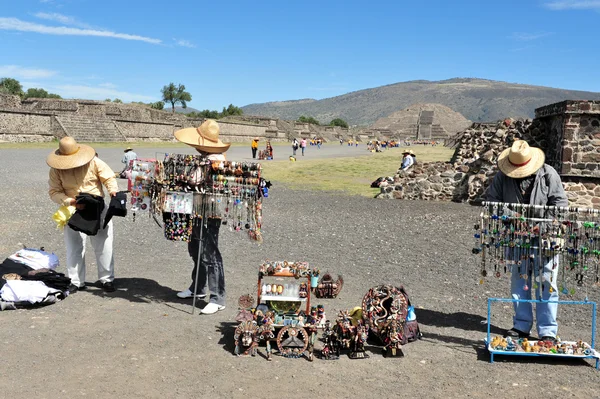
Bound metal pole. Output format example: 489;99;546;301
191;193;206;315
482;201;600;214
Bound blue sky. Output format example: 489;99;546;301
1;0;599;110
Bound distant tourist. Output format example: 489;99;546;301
266;141;274;159
400;150;415;171
292;138;299;156
301;138;307;156
251;137;259;159
121;146;137;177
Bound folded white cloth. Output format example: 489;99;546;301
0;280;60;303
8;248;59;270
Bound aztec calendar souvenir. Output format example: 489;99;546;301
361;285;409;337
276;326;309;358
238;294;255;310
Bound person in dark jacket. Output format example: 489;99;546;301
485;140;568;342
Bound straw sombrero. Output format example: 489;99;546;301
46;137;96;170
174;119;231;154
497;140;545;178
402;149;415;156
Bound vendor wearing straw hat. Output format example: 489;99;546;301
400;149;415;171
173;119;230;314
47;136;119;292
120;146;137;176
485;139;567;343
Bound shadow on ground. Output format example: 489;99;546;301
84;277;208;312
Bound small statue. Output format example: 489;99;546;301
258;311;276;361
349;320;369;359
320;320;340;360
234;320;259;357
298;282;308;298
315;273;344;298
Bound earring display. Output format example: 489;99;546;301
475;202;600;368
474;202;600;294
140;153;269;242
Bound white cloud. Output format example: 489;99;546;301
0;65;57;79
49;84;156;102
510;32;553;41
33;12;92;29
0;17;161;44
174;39;196;48
544;0;600;9
99;82;117;89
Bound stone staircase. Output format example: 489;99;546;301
55;115;126;142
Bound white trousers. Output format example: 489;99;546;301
64;218;114;287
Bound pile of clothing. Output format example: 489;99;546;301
0;248;70;311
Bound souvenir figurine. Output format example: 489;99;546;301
315;273;344;299
234;320;259;357
320;320;340;360
298;282;308;298
258;311;276;361
349;320;369;359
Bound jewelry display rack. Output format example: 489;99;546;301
129;153;267;315
476;202;600;368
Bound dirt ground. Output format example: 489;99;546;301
1;145;600;399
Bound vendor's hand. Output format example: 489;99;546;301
110;191;117;197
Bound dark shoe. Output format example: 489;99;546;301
102;282;116;292
68;284;86;293
539;336;557;344
505;328;529;338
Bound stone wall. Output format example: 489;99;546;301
535;100;600;177
115;120;176;141
377;100;600;209
0;109;56;142
0;97;297;143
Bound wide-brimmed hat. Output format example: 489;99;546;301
498;140;545;178
253;137;260;141
124;146;133;152
402;149;415;156
46;137;96;170
174;119;231;154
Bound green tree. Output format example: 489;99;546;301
161;83;192;113
23;88;62;99
150;101;164;110
222;103;243;117
113;98;123;103
0;78;24;97
329;118;349;128
298;115;320;125
105;98;112;102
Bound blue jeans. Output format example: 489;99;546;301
188;218;225;306
511;250;559;337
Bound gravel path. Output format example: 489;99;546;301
1;146;599;399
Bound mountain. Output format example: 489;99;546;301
241;78;600;125
173;106;200;114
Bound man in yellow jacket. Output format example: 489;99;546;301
47;137;118;293
251;137;259;159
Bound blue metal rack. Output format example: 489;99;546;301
486;298;600;369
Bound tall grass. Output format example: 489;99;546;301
261;146;453;197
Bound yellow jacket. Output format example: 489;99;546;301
251;140;259;149
49;157;118;206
